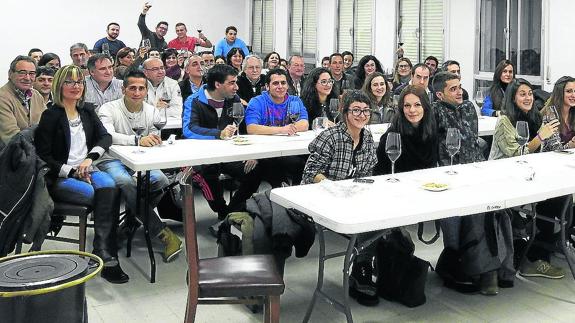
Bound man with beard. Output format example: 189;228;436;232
93;22;127;57
138;2;168;51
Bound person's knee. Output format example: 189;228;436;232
150;171;169;191
90;172;116;190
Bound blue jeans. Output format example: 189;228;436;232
50;171;116;206
97;159;168;236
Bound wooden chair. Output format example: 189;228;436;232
180;167;284;323
16;202;91;253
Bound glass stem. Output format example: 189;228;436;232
391;161;395;176
450;155;454;173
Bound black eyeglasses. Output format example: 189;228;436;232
349;109;371;116
318;79;335;86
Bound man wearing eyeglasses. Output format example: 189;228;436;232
138;2;168;51
246;68;308;186
143;58;183;118
84;54;123;111
0;55;46;144
236;55;266;105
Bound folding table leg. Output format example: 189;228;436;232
558;197;575;280
134;171;157;283
302;225;325;323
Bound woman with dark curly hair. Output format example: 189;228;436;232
353;55;384;90
300;67;338;127
38;52;61;70
161;48;183;81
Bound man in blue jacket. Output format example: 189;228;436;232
182;64;261;219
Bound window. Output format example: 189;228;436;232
289;0;317;66
398;0;444;64
251;0;274;56
337;0;374;61
475;0;543;96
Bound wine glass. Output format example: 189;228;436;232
475;89;485;105
160;89;171;104
312;117;328;136
153;107;167;145
131;112;147;154
445;128;460;174
385;132;401;182
231;102;244;138
516;121;529;163
329;98;340;122
102;43;111;57
548;105;559;121
197;24;203;34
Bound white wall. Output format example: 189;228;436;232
316;0;337;65
373;0;398;71
273;0;290;58
0;0;249;83
545;0;575;91
443;0;476;92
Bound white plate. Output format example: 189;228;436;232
421;183;449;192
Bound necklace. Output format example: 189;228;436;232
68;116;82;127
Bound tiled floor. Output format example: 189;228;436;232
35;190;575;323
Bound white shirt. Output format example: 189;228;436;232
67;117;88;167
146;77;183;118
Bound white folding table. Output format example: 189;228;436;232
270;151;575;322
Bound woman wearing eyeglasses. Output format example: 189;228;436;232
35;65;128;284
300;67;338;128
391;57;413;93
302;90;378;306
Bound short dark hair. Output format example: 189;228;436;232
432;71;460;94
69;43;88;55
424;55;439;66
28;48;42;56
329;53;343;63
87;53;112;71
205;64;238;91
265;68;288;85
175;22;186;29
411;63;431;76
35;66;56;78
341;90;372;116
225;26;238;34
441;60;460;71
123;70;148;88
107;22;120;30
156;21;168;28
38;53;61;67
199;51;214;57
9;55;36;72
341;51;353;60
322;56;330;63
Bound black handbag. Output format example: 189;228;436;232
376;228;431;308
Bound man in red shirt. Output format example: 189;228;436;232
167;23;212;53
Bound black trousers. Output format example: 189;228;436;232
259;156;307;187
200;161;263;218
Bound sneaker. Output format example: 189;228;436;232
348;260;379;306
519;260;565;279
158;227;183;262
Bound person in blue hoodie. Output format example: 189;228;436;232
182;64;262;219
246;68;309;186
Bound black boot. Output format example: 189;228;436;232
92;188;129;283
349;258;379;306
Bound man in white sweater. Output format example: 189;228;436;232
97;70;182;262
143;57;183;118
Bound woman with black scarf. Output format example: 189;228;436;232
489;78;567;280
374;85;438;175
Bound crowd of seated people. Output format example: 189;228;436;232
1;3;574;309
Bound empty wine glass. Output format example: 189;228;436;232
445;128;460;174
475;89;485;105
385;132;401;182
231;102;244;137
153;107;167;145
131;112;147;154
312;117;328;136
516;121;529;163
329;98;340;122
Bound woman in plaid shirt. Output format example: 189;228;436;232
301;90;379;306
